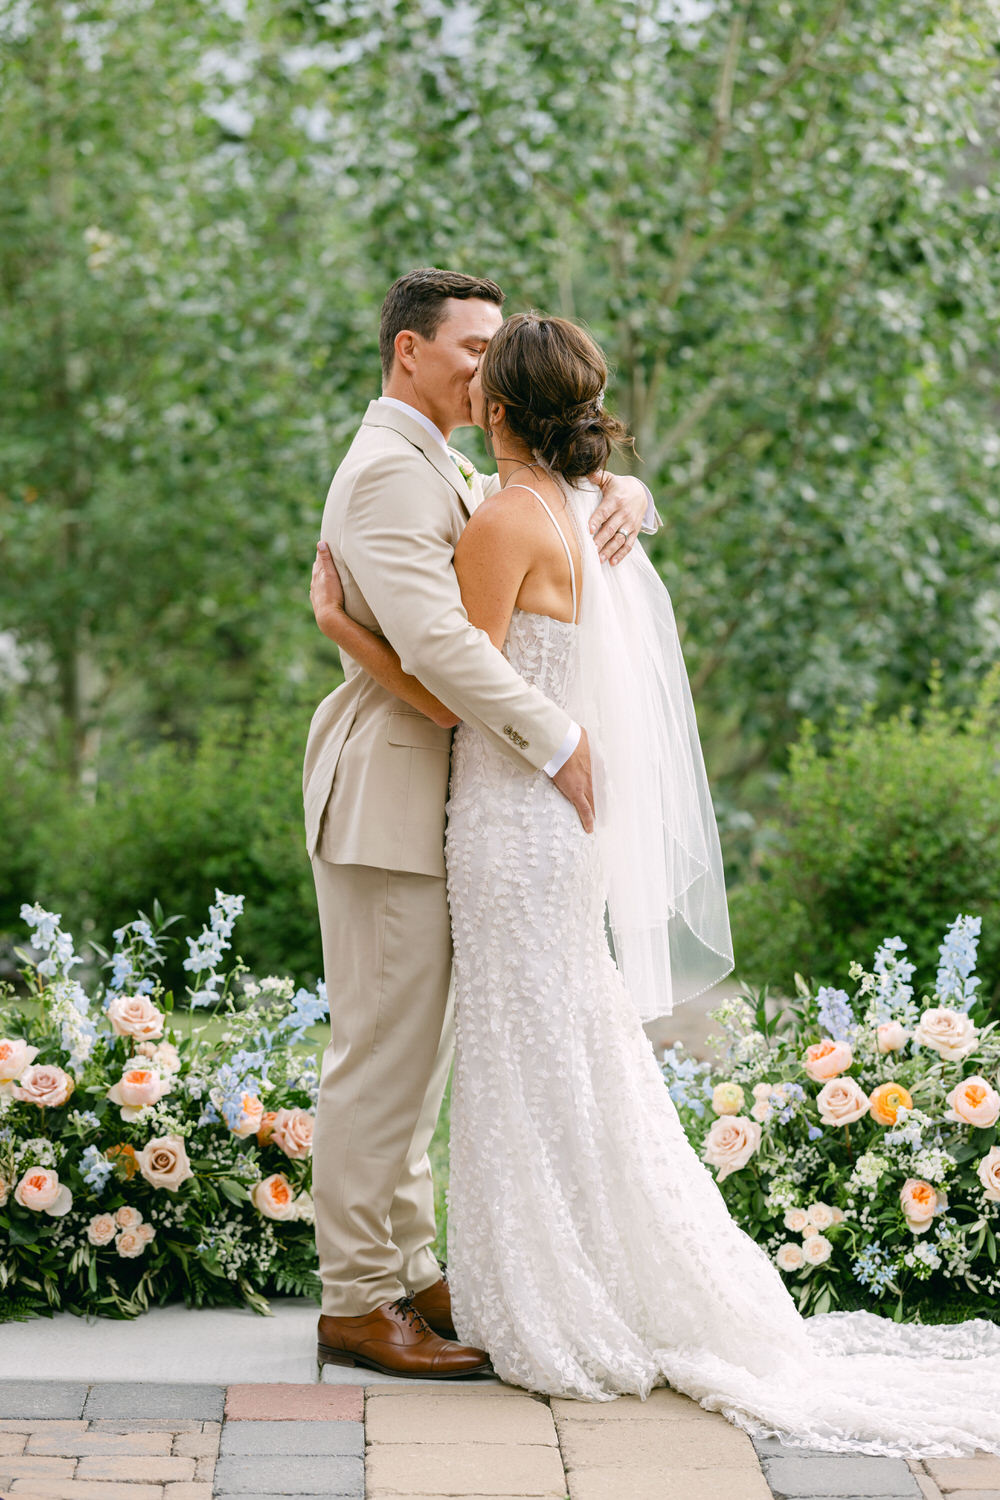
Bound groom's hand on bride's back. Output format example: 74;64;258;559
553;729;594;834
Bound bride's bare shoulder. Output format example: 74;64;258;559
463;484;553;543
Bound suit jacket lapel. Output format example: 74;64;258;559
361;400;471;514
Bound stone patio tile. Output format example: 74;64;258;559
221;1419;363;1456
226;1382;363;1421
1;1455;77;1478
367;1393;558;1446
163;1486;214;1500
922;1493;1000;1499
75;1454;195;1481
0;1381;89;1418
0;1419;89;1432
7;1482;166;1498
551;1388;720;1422
912;1474;945;1500
761;1453;921;1497
924;1459;1000;1491
83;1384;225;1420
366;1442;566;1497
213;1452;364;1495
91;1420;205;1433
0;1433;26;1454
567;1470;773;1500
560;1417;757;1469
27;1428;174;1454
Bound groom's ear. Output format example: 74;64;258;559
393;328;420;374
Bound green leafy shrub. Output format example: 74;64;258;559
731;672;1000;1004
24;703;323;991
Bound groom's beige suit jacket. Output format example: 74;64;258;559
303;400;573;878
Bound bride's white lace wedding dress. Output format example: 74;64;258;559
443;492;1000;1458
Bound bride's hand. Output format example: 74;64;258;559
589;474;648;564
310;541;346;639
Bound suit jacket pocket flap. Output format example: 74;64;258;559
386;711;453;751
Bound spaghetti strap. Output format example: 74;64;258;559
515;485;579;624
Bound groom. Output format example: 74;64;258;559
304;267;654;1377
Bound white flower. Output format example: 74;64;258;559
701;1116;762;1181
803;1234;833;1265
805;1202;834;1230
976;1146;1000;1203
776;1243;804;1271
913;1007;977;1061
783;1207;808;1233
816;1076;869;1126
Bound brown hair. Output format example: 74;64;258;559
479;312;632;479
379;268;505;380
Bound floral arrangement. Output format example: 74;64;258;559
0;896;327;1321
663;916;1000;1321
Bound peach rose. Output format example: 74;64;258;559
115;1205;143;1229
107;993;165;1040
86;1213;117;1246
877;1021;909;1054
803;1234;833;1265
913;1007;977;1061
803;1038;853;1082
116;1227;150;1258
816;1076;869;1126
256;1110;278;1147
252;1172;297;1220
900;1177;946;1234
107;1067;171;1119
783;1207;809;1233
14;1167;72;1217
831;1205;846;1224
945;1076;1000;1129
0;1173;9;1208
152;1041;181;1074
805;1202;835;1230
776;1243;804;1272
868;1081;914;1126
271;1107;315;1160
12;1063;75;1109
976;1146;1000;1203
230;1094;264;1140
701;1116;762;1182
136;1134;194;1192
0;1038;39;1082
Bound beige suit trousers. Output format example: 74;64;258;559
310;857;454;1317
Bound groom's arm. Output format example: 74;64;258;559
336;455;574;776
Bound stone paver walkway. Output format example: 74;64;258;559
1;1380;998;1500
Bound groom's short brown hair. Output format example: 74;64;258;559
380;268;505;379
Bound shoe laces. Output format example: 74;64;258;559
390;1294;432;1332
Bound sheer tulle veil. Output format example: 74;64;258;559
558;475;734;1024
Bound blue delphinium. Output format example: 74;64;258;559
661;1045;712;1118
276;983;330;1044
80;1144;114;1193
935;914;982;1013
852;1242;895;1295
185;891;245;1006
870;937;918;1027
816;987;854;1042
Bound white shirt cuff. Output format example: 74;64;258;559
640;483;659;533
543;720;581;778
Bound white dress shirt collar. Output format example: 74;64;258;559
376;396;450;453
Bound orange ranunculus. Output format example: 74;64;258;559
868;1082;913;1126
106;1143;139;1180
256;1110;278;1147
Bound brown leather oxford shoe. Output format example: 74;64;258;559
317;1295;491;1378
410;1272;456;1340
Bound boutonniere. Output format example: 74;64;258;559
450;453;476;489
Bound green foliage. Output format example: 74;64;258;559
20;700;327;988
732;672;1000;1000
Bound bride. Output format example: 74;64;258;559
310;311;1000;1457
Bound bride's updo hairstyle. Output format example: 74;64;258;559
480;312;632;480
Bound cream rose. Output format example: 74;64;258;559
945;1075;1000;1130
783;1207;808;1233
230;1094;265;1140
152;1041;181;1074
900;1177;945;1234
876;1021;909;1054
805;1202;834;1230
816;1076;869;1126
252;1172;297;1220
12;1063;75;1109
136;1222;156;1245
116;1227;150;1258
803;1038;853;1082
831;1205;846;1224
776;1243;804;1272
271;1107;315;1160
14;1167;72;1217
0;1038;39;1082
701;1116;762;1182
752;1081;773;1101
115;1205;143;1229
107;993;165;1040
86;1213;118;1246
0;1174;9;1208
913;1006;977;1061
136;1134;194;1192
107;1067;171;1119
976;1146;1000;1203
803;1233;833;1265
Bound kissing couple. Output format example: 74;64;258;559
302;268;1000;1454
